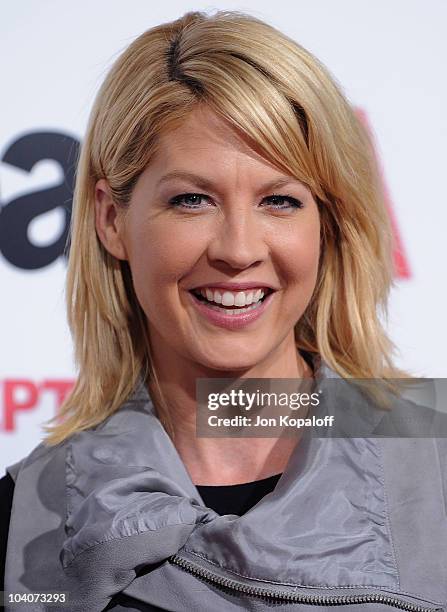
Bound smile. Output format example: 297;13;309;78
188;287;275;330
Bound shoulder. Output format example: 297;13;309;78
5;439;70;529
6;378;156;497
6;441;58;479
3;441;66;522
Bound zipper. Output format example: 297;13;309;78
168;554;443;611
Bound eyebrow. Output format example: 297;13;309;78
155;171;302;192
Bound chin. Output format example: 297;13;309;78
194;348;263;374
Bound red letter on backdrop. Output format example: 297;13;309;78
42;379;74;408
355;108;411;279
3;379;39;431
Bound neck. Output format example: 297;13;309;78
147;331;313;485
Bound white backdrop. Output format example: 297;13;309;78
1;0;446;474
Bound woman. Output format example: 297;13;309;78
2;9;447;612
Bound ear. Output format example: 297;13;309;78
94;179;128;260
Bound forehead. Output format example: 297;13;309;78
152;106;279;172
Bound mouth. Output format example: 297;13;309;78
187;287;276;330
189;287;275;310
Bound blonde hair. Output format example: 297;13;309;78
44;9;406;445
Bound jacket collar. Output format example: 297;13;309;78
61;355;398;607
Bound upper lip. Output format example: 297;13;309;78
189;281;277;292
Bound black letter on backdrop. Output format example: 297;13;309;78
0;132;79;269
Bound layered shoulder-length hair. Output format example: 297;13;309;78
44;9;406;444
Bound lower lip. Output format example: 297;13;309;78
188;291;275;330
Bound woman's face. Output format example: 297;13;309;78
104;106;321;371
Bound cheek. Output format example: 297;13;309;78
124;220;205;310
279;218;321;287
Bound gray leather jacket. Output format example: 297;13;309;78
4;361;447;611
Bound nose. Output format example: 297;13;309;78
206;206;269;270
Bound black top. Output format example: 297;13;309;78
1;473;14;592
0;471;281;592
197;473;282;516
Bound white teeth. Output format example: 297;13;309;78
234;291;246;307
204;301;263;314
221;291;235;307
194;287;268;307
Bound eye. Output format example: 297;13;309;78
263;194;304;210
168;193;211;209
167;192;304;210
